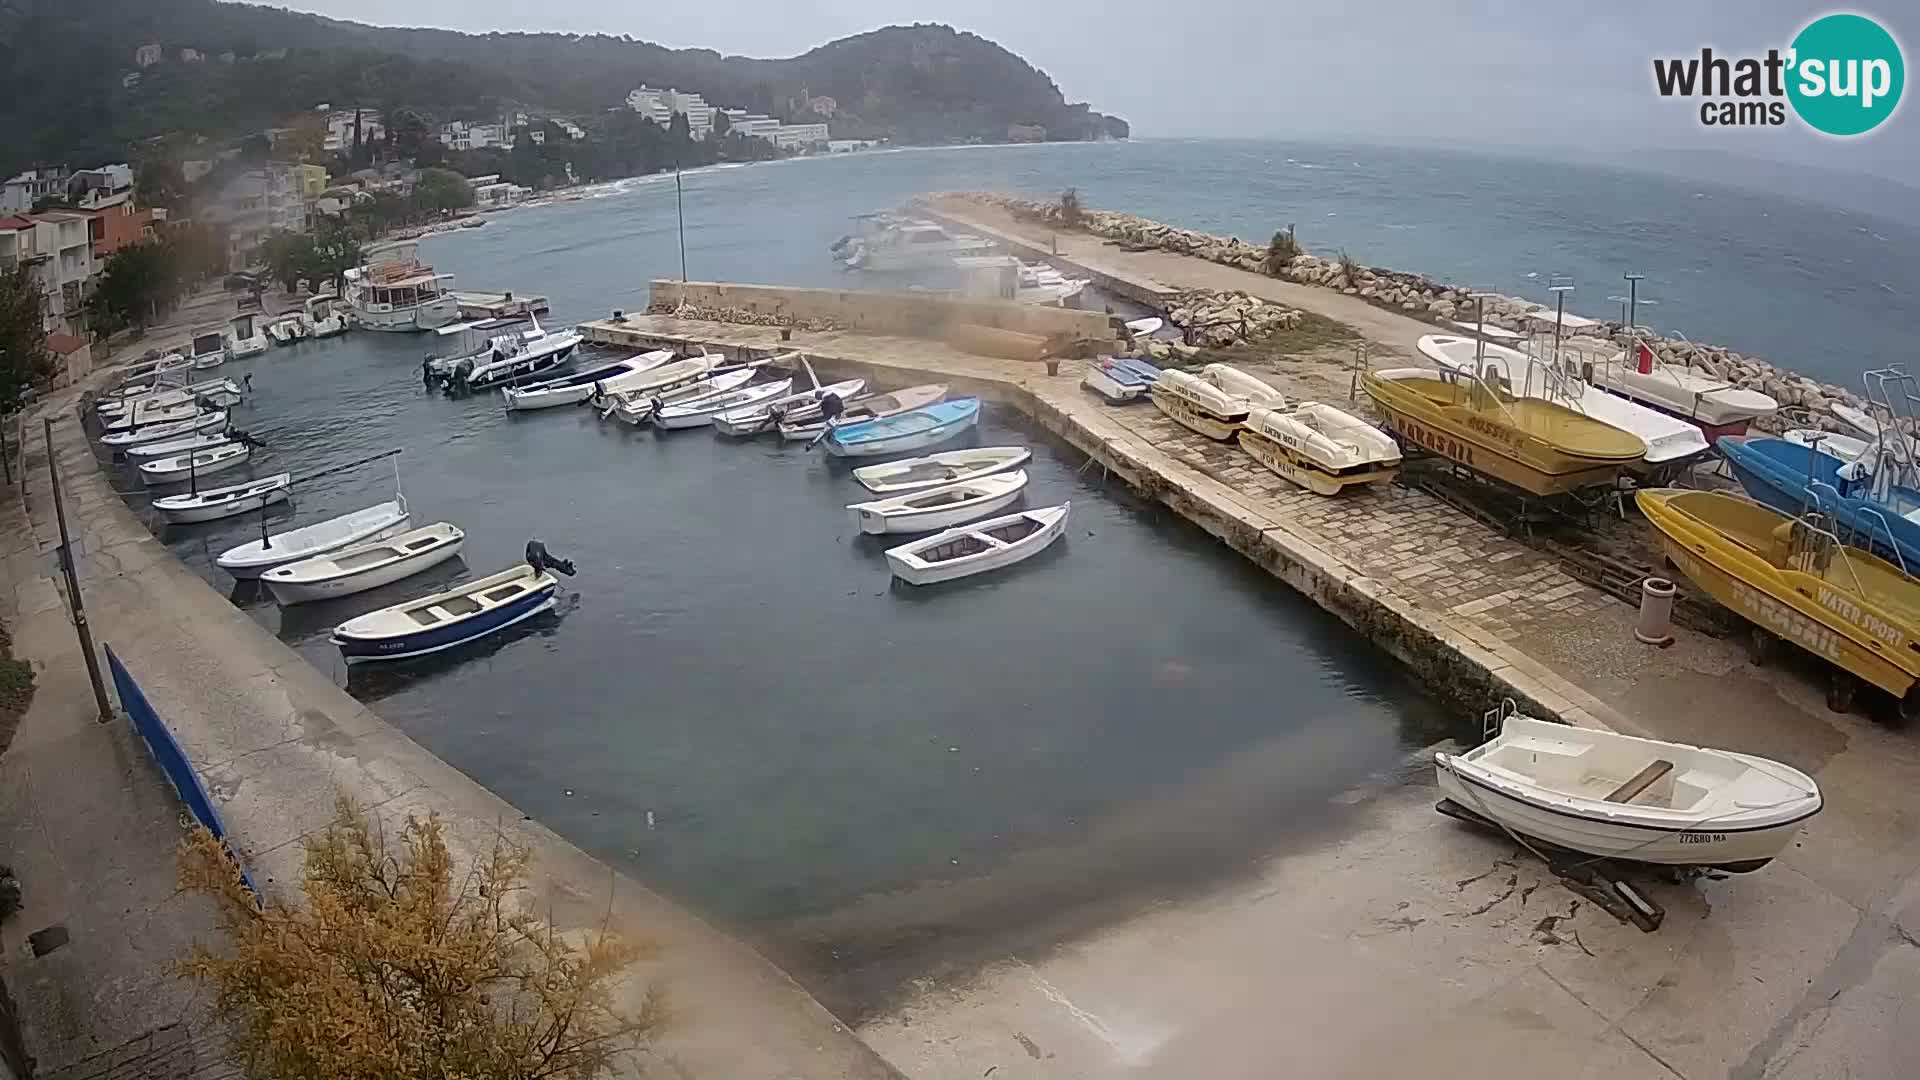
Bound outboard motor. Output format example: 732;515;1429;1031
818;392;846;424
525;539;577;577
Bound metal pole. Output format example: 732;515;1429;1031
1624;272;1644;335
674;161;688;283
44;418;113;723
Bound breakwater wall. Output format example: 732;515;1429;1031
929;192;1873;430
647;279;1118;344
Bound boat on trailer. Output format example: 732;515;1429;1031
501;350;676;411
264;522;465;605
215;498;412;579
1435;704;1820;872
152;473;291;524
853;446;1033;495
849;471;1030;535
884;503;1070;585
137;442;253;485
331;563;559;663
1588;342;1778;439
1237;403;1402;495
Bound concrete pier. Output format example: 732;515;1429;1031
453;289;551;319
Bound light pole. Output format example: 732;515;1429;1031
1547;276;1575;367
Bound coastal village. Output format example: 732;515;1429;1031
2;14;1918;1080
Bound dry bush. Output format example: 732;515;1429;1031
177;796;661;1080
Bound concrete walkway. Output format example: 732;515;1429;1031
0;333;902;1078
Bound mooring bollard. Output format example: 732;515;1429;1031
1635;576;1676;646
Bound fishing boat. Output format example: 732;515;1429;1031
655;377;795;430
853;446;1033;495
501;350;676;411
1435;704;1820;872
884;503;1070;585
138;442;253;485
849;471;1030;534
824;398;981;458
1639;487;1920;714
1718;435;1920;571
187;330;228;370
712;379;867;437
152;473;291;524
227;313;269;360
304;293;348;338
1150;365;1287;440
215;498;412;579
1082;356;1163;404
99;410;229;450
1238;403;1402;495
459;320;583;390
1361;368;1646;496
1418;335;1710;471
264;522;465;605
605;368;752;426
1590;342;1778;439
125;431;232;462
265;314;307;346
330;564;558;663
777;384;947;442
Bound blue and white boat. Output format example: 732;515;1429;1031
1719;435;1920;572
330;563;558;663
1082;355;1163;403
823;397;981;458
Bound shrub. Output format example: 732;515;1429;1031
1337;250;1361;282
1058;187;1083;226
1264;228;1300;275
177;796;660;1080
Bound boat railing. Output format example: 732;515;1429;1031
1804;482;1904;580
1433;363;1530;432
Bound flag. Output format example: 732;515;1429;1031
1636;341;1655;375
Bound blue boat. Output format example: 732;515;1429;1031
824;397;982;458
1718;435;1920;571
330;564;559;663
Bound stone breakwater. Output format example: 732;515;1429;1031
644;301;847;332
935;192;1874;431
1158;290;1304;352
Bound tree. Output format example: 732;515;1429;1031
1265;228;1300;275
89;242;175;331
177;796;661;1080
711;109;732;137
0;267;51;413
262;233;319;292
412;167;473;216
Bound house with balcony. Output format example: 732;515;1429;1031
89;201;162;259
628;87;715;137
68;164;134;211
1;167;70;213
438;121;514;151
0;215;85;334
201;165;306;269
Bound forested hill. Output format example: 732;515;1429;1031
0;0;1128;173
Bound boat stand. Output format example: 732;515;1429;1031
1434;798;1667;932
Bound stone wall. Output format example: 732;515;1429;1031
936;192;1872;430
647;279;1117;345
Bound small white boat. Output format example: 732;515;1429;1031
1081;356;1163;403
187;330;228;369
1782;428;1873;463
1150;368;1274;440
265;315;307;346
885;503;1070;585
331;563;559;663
778;384;948;441
104;394;203;432
605;367;753;426
853;446;1033;495
103;353;190;397
263;522;465;605
1831;403;1920;459
215;499;412;579
850;470;1030;535
303;294;348;338
1124;316;1164;337
227;314;269;360
1237;403;1402;496
655;378;795;430
712;379;867;437
125;431;232;462
99;378;244;421
1435;708;1820;872
152;472;292;524
138;442;253;485
1591;344;1778;438
769;379;869;428
100;410;229;449
501;350;677;411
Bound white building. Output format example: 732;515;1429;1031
721;109;780;140
439;121;514;152
627;86;714;138
68;164;134;211
554;119;587;141
771;123;830;150
1;167;70;213
323;110;386;154
201;165;307;270
472;180;531;210
0;212;93;333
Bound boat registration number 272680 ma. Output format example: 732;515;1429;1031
1678;832;1729;845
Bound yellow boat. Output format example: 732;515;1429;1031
1361;367;1646;496
1638;488;1920;711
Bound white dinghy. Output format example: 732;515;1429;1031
152;473;291;524
138;441;253;485
500;350;676;411
849;471;1029;535
263;522;465;605
777;384;947;442
712;379;866;437
853;446;1033;495
654;377;794;430
100;410;229;450
1435;706;1821;873
216;498;412;579
606;368;755;426
884;503;1070;585
125;431;232;462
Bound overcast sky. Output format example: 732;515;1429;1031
279;1;1914;180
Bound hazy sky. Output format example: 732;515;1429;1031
279;1;1915;179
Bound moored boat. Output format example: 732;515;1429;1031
777;384;946;442
1237;403;1402;496
824;397;981;457
1082;356;1163;403
501;350;676;411
655;377;796;430
1361;367;1645;496
330;563;559;663
187;330;228;369
137;442;253;485
124;431;232;462
264;522;465;605
100;410;229;449
1435;705;1820;872
884;503;1070;585
459;322;583;390
849;471;1029;535
227;313;269;360
152;472;291;524
853;446;1033;495
215;498;412;578
604;367;752;426
712;379;867;437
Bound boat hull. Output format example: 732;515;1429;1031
267;535;464;605
139;446;251;485
1718;436;1920;571
154;486;290;524
850;474;1028;535
332;581;556;662
1083;366;1149;403
885;505;1069;585
351;295;461;332
824;401;981;458
1236;427;1397;496
216;503;412;578
1149;384;1244;440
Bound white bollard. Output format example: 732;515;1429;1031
1635;576;1677;646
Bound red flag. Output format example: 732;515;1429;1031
1636;341;1655;375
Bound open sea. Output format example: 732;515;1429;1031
129;138;1913;1014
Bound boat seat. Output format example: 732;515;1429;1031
1605;760;1675;804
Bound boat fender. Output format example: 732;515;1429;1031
525;539;577;577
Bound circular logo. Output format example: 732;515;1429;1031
1787;13;1905;136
